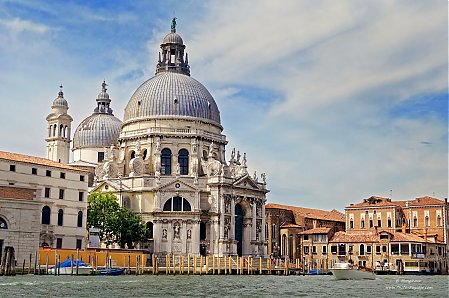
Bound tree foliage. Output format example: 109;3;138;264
87;192;149;248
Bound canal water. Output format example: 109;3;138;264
0;274;447;297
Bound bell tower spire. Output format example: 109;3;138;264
156;18;190;76
46;84;73;164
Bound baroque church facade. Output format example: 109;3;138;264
45;21;269;257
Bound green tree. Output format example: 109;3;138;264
87;192;150;248
87;192;120;247
114;208;150;249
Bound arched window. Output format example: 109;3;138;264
48;126;52;137
53;124;57;137
77;211;83;227
146;221;153;239
57;209;64;226
59;124;63;137
413;217;418;227
163;196;191;211
361;219;365;228
437;215;442;226
161;148;172;175
142;149;148;160
41;206;51;225
349;219;354;229
360;244;365;255
425;216;429;227
282;234;287;256
0;217;7;229
178;149;189;175
130;150;136;159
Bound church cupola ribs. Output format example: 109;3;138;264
156;18;190;76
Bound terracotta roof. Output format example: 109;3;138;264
346;196;446;209
346;196;401;208
0;151;86;172
0;186;35;200
330;231;440;244
300;227;331;235
329;231;379;243
266;203;345;222
390;232;426;243
280;222;302;229
408;196;446;206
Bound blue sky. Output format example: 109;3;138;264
0;0;447;210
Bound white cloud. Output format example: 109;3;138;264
0;0;446;211
0;17;51;34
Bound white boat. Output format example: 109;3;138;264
48;259;93;275
330;262;375;280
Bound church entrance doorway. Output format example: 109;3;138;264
0;240;3;265
200;222;207;256
235;204;244;256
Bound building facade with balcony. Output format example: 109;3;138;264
0;151;88;250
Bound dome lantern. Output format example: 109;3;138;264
73;81;122;150
156;18;190;76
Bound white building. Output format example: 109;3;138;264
0;151;88;249
60;21;270;257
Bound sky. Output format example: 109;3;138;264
0;0;447;211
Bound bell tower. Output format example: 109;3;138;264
46;85;73;164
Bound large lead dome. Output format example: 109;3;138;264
123;25;221;126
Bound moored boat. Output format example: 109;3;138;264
330;262;375;280
96;267;126;276
48;259;93;275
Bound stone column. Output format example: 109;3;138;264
182;220;188;254
154;191;161;212
267;215;272;255
192;220;200;255
252;200;257;241
231;196;235;240
153;220;160;255
220;196;225;239
261;203;267;256
167;222;173;254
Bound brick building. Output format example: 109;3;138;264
265;203;345;259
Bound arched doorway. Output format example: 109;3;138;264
235;204;244;256
200;222;207;256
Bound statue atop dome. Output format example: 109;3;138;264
171;17;177;33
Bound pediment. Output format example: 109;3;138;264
156;178;198;192
90;180;129;193
233;175;260;190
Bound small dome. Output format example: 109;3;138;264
73;113;122;149
123;72;220;125
97;91;110;100
52;91;68;108
163;32;183;45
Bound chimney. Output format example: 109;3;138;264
445;198;448;205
